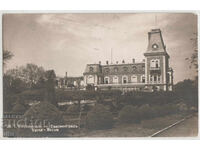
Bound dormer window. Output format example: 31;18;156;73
104;68;110;73
142;66;145;71
132;66;137;71
114;67;118;73
123;67;128;72
89;67;94;72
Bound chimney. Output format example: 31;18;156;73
99;61;101;65
106;60;109;65
122;60;125;64
132;58;135;63
65;72;67;78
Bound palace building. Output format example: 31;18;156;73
83;29;174;91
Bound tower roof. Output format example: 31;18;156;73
144;28;169;57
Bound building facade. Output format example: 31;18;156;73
55;72;84;89
83;29;173;91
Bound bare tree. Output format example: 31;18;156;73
6;63;45;88
3;50;14;65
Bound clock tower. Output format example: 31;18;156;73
144;29;172;91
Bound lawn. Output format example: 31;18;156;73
65;113;186;137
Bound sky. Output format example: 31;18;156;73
3;13;198;83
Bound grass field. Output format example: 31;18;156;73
66;113;188;137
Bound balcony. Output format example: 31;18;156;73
98;82;146;88
150;67;160;71
150;67;161;74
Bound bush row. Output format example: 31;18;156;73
118;104;181;124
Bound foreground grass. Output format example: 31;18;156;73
68;113;187;137
4;112;194;137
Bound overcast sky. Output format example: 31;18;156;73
3;13;197;83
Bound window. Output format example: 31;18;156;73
150;75;153;82
123;67;128;72
89;67;93;72
152;43;159;49
132;66;137;71
122;76;128;84
104;77;109;84
149;75;161;83
155;60;160;68
131;75;137;83
141;75;145;83
142;66;145;71
104;68;110;73
114;67;118;73
154;76;157;82
87;75;94;84
158;75;161;83
113;76;119;84
150;60;155;68
150;59;160;68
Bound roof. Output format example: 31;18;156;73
84;62;145;75
102;63;145;75
144;28;169;57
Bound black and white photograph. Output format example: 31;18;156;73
2;12;198;137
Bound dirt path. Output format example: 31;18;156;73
153;114;198;137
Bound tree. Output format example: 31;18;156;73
3;50;13;65
44;70;57;106
174;79;198;107
6;63;45;88
186;33;198;70
3;74;27;94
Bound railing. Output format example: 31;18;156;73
150;67;160;70
98;82;146;87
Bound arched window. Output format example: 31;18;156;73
123;67;128;72
104;68;110;73
87;75;94;84
154;76;157;82
150;60;155;67
114;67;118;73
113;76;119;84
132;66;137;71
89;67;94;72
131;75;137;83
155;59;160;68
150;75;153;83
122;76;128;84
142;66;145;71
158;75;161;83
141;75;145;83
104;76;109;84
150;59;160;68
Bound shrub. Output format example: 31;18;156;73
16;101;66;137
23;101;64;125
141;117;172;129
176;102;188;113
66;104;79;114
138;104;157;119
82;104;92;112
18;89;45;101
86;104;114;130
118;105;140;123
12;103;27;114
